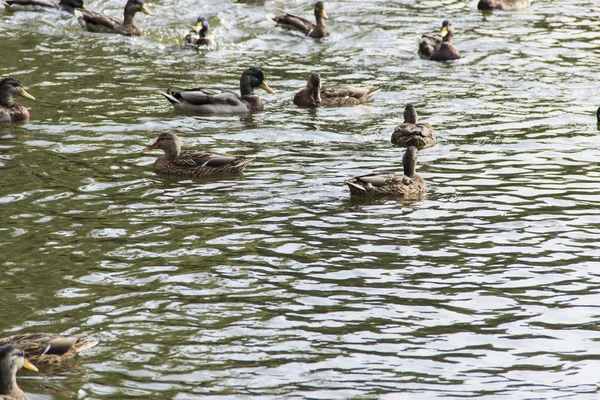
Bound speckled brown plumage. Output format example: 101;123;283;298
144;133;253;177
419;20;461;61
3;0;84;13
272;1;329;38
0;78;35;124
78;0;151;36
294;72;379;107
478;0;530;10
0;345;38;400
345;146;427;198
391;104;436;149
0;334;98;367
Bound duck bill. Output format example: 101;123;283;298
193;22;203;32
439;26;448;37
23;359;38;372
80;4;86;10
321;9;328;19
143;142;159;150
313;88;321;104
140;5;152;15
19;88;35;100
259;81;276;94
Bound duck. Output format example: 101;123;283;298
0;333;98;367
419;20;461;61
272;1;329;39
294;72;379;107
391;104;436;149
144;133;253;177
78;0;151;37
478;0;531;10
344;146;427;197
162;67;275;114
2;0;84;13
183;16;213;47
0;345;38;400
0;78;35;124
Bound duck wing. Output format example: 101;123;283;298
174;151;246;169
4;0;58;8
272;12;314;35
419;34;442;59
322;85;379;100
78;10;122;32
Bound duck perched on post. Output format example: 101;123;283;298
162;67;275;114
391;104;436;149
272;1;329;39
78;0;151;36
294;72;379;107
183;16;213;47
144;133;253;177
2;0;84;13
344;146;427;197
0;333;98;367
419;20;461;61
0;78;35;124
478;0;531;10
0;345;38;400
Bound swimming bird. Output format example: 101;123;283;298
391;104;436;149
183;16;213;47
344;146;427;197
272;1;329;39
162;67;275;114
294;72;379;107
2;0;84;13
0;345;38;400
0;333;98;367
78;0;151;36
144;133;253;177
0;78;35;123
478;0;531;10
419;20;461;61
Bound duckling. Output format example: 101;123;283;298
0;345;38;400
144;133;253;177
3;0;84;13
478;0;531;10
294;72;379;107
419;20;461;61
391;104;436;149
272;1;329;39
78;0;151;36
0;78;35;124
162;67;275;114
0;333;98;367
344;146;427;197
184;16;213;47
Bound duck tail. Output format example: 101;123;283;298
161;91;181;105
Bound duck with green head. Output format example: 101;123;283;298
184;16;213;47
0;78;35;123
0;345;38;400
294;72;379;107
78;0;152;36
272;1;329;38
162;67;276;114
345;146;427;197
419;20;461;61
391;104;436;149
2;0;84;13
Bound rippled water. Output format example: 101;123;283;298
2;0;600;398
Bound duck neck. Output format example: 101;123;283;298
443;30;454;44
240;75;254;97
165;143;181;160
123;10;136;28
0;368;17;395
0;91;15;108
404;109;418;124
315;14;326;28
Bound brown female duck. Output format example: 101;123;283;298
162;67;275;114
391;104;436;149
294;72;379;107
419;20;461;61
184;16;213;47
478;0;531;10
0;333;98;367
3;0;84;13
0;345;38;400
78;0;151;36
0;78;35;123
345;146;427;197
272;1;329;39
144;133;253;177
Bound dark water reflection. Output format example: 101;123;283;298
2;0;600;398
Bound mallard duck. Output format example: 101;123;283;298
391;104;436;149
419;20;461;61
294;72;379;107
272;1;329;39
162;67;275;114
344;146;427;197
78;0;151;36
0;345;38;400
144;133;253;177
0;333;98;366
183;16;213;47
478;0;530;10
3;0;84;13
0;78;35;124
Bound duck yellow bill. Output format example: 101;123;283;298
19;88;35;100
259;82;275;94
23;359;38;372
321;9;328;19
194;22;203;32
143;143;158;150
140;5;152;15
440;26;448;37
80;4;86;10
